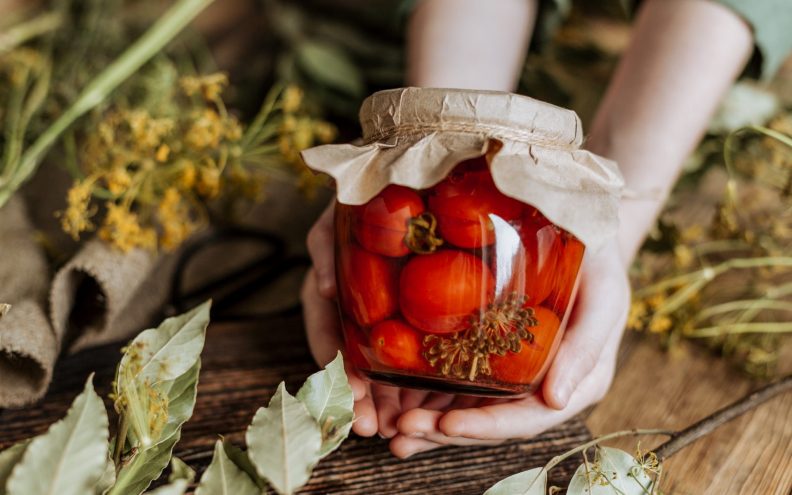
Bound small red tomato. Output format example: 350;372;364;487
371;319;428;372
514;208;561;306
545;235;585;313
428;166;523;248
400;250;495;334
351;185;425;257
341;319;370;369
490;306;561;384
337;244;399;327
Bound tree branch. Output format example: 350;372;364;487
654;373;792;460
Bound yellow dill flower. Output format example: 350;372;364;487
313;121;337;144
105;167;132;196
60;181;95;240
196;166;221;198
648;315;673;334
673;245;694;269
292;118;315;151
281;114;297;132
99;203;156;252
158;188;194;250
180;72;228;101
224;117;243;141
185;109;223;151
155;144;170;162
126;110;174;151
627;300;647;331
646;292;667;309
179;160;197;189
281;85;303;113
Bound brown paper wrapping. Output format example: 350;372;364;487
302;87;624;251
0;198;57;407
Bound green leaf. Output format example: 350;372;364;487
108;432;181;495
117;300;210;386
222;442;267;490
567;447;654;495
144;479;188;495
0;441;29;495
168;458;195;484
195;440;260;495
110;361;201;495
6;376;109;495
246;382;323;495
296;352;354;457
484;467;547;495
296;40;364;96
93;455;116;495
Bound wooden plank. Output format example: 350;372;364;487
0;315;592;493
586;332;792;495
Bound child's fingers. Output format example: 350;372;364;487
301;269;343;366
372;384;402;438
389;435;445;459
352;389;378;437
542;251;629;409
305;202;337;298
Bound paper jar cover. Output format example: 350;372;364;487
301;87;624;251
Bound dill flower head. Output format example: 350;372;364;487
99;203;156;252
60;180;95;239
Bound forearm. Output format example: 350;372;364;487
586;0;753;263
407;0;536;91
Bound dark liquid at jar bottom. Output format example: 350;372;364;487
363;369;535;397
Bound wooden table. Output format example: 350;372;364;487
0;315;590;494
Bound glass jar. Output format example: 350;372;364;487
302;87;622;397
334;155;585;396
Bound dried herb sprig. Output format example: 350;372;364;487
424;293;538;381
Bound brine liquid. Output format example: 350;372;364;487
334;157;584;396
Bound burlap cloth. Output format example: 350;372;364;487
0;163;324;408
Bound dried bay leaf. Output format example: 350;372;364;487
6;376;109;495
195;440;260;495
111;361;201;495
566;447;654;495
144;479;188;495
0;441;29;495
94;454;116;495
483;467;547;495
296;352;354;457
246;382;323;495
168;457;195;484
108;432;181;495
117;300;210;386
222;441;267;490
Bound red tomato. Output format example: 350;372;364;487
337;244;399;326
341;319;370;368
371;319;428;372
400;250;495;334
428;166;523;248
490;306;561;384
545;235;585;313
350;185;424;257
512;208;561;306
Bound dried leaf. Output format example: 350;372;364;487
110;361;200;495
0;441;28;495
144;479;188;495
222;441;267;490
6;376;109;495
117;300;210;386
195;440;260;495
296;40;364;96
108;432;181;495
566;447;654;495
296;352;354;456
168;457;195;484
94;455;116;495
484;467;547;495
0;303;10;319
246;382;323;495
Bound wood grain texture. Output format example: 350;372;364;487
587;332;792;495
0;315;590;493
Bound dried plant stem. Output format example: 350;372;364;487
543;429;675;472
0;11;62;53
113;413;129;468
687;322;792;338
0;0;215;207
654;373;792;460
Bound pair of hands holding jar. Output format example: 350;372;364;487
302;0;754;458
